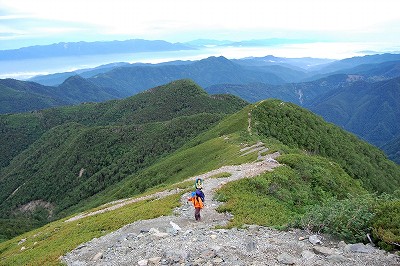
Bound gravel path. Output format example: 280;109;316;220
61;145;399;266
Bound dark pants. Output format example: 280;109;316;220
195;207;201;221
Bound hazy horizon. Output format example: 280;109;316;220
1;0;399;50
1;0;400;79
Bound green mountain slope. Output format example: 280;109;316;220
0;77;121;114
381;134;400;164
308;76;400;148
206;75;400;159
251;99;400;194
205;74;351;105
0;79;247;169
0;79;68;114
0;79;247;241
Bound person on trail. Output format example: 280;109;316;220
188;188;205;221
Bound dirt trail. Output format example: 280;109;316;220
65;145;280;223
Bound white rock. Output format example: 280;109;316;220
213;257;224;263
153;232;169;238
170;221;181;231
92;252;103;261
308;234;322;245
137;259;148;266
148;257;161;265
149;228;160;234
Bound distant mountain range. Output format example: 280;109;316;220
0;39;193;60
184;38;316;48
1;53;400;164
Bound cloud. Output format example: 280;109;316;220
0;0;399;49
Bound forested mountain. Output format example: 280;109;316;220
381;135;400;164
56;75;123;103
2;56;297;114
250;99;400;193
206;74;351;105
350;60;400;80
308;76;400;148
0;79;247;240
0;79;69;114
0;77;122;114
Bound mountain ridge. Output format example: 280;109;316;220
0;39;193;60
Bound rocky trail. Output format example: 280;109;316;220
62;143;399;266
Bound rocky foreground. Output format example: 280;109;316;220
62;146;399;265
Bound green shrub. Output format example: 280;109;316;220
292;195;375;243
372;197;400;251
292;194;400;250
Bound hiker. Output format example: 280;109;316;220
188;188;205;221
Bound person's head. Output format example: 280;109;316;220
195;178;203;189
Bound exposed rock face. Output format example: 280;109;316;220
17;199;55;217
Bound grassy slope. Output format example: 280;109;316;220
215;99;400;247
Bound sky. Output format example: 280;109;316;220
0;0;400;57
